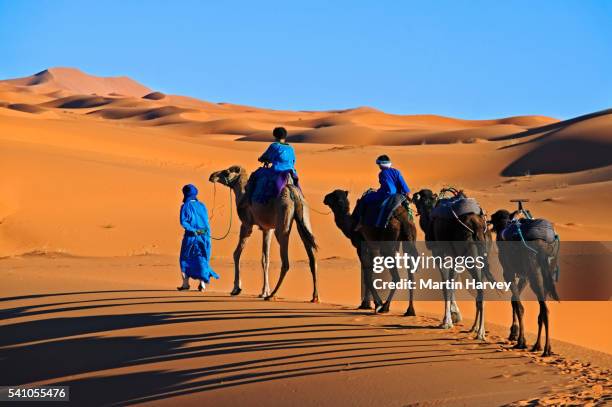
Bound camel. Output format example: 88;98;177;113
412;188;493;339
323;189;418;315
209;165;319;302
490;209;560;356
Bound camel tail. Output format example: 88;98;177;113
291;186;318;251
539;250;560;302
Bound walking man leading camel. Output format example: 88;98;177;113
177;184;219;291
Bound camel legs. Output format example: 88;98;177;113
231;224;253;295
510;278;527;347
379;264;399;313
265;229;291;301
378;244;401;313
308;246;319;303
440;267;454;329
450;290;462;323
542;301;552;356
362;252;383;310
467;264;486;340
404;270;416;316
359;262;373;309
531;300;551;356
295;216;319;303
527;258;552;356
402;241;417;316
469;289;486;340
260;229;272;298
507;274;520;341
357;246;373;309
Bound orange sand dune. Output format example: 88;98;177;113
1;67;152;97
87;105;194;122
501;110;612;176
0;67;611;370
3;68;564;146
5;103;47;114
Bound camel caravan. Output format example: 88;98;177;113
200;127;561;357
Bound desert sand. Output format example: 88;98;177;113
0;67;610;405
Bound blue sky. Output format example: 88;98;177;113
1;0;610;119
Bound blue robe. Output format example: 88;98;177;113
251;141;300;203
363;167;410;204
259;142;296;172
358;167;410;227
179;199;219;283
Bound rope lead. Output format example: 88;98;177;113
211;187;233;241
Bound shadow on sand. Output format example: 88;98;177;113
0;290;500;406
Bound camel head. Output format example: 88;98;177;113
412;189;437;215
323;189;351;213
490;209;512;234
209;165;245;188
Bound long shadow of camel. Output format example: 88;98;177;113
0;290;499;406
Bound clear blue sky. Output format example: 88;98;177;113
1;0;610;119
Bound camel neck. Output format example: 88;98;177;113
230;173;248;208
331;206;354;239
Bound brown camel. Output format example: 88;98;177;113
323;189;418;315
209;165;319;302
412;188;493;339
490;209;559;356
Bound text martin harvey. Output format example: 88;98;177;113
373;278;512;291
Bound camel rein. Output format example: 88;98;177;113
210;182;234;241
308;205;332;215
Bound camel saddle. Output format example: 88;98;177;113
248;169;299;204
431;196;482;219
360;192;410;228
501;218;556;243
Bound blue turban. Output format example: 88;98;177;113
182;184;199;202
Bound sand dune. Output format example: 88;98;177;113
43;95;114;109
88;105;193;122
6;103;46;114
143;91;166;100
501;110;612;176
2;68;565;146
1;67;151;97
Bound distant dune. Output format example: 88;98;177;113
88;105;192;122
1;68;563;146
1;68;609;161
501;109;612;176
1;67;151;97
6;103;46;114
143;91;166;100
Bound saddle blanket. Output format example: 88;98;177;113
360;192;409;228
431;196;482;219
501;218;556;243
250;168;298;204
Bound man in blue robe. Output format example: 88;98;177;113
177;184;219;291
258;127;296;173
355;155;411;228
249;127;300;203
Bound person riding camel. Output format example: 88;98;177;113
248;127;300;203
258;127;296;174
355;155;410;229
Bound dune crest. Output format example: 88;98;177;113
1;67;152;97
501;110;612;176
